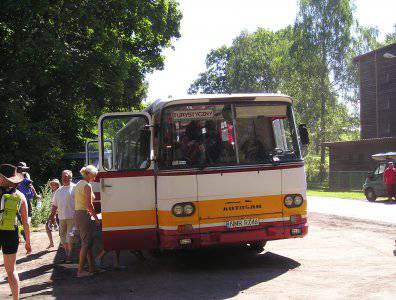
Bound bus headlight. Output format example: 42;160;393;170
183;204;195;215
172;202;195;217
284;195;304;208
284;196;294;207
172;204;184;216
293;195;304;206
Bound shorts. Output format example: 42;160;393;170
59;219;74;245
0;228;19;255
74;210;93;248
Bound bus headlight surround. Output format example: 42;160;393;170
284;195;304;208
172;202;195;217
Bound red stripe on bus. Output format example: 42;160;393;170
102;228;157;251
157;163;304;176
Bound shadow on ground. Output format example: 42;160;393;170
17;224;301;300
21;248;300;299
373;199;396;205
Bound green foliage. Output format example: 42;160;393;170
188;0;387;185
305;154;329;185
384;24;396;45
31;183;53;228
0;1;181;185
295;0;354;181
188;25;358;159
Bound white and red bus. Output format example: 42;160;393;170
94;94;309;252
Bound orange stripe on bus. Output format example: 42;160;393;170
102;195;307;228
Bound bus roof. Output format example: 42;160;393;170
146;93;292;114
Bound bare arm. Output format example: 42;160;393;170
17;191;32;254
49;205;58;222
30;184;39;198
49;193;58;221
84;184;99;222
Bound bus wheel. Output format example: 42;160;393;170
249;241;267;253
150;249;164;258
365;188;377;202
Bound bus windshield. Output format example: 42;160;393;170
160;102;300;169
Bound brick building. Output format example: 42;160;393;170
325;43;396;190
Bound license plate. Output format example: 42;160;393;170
225;218;260;229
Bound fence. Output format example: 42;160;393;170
328;171;368;191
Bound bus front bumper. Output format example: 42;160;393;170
159;222;308;249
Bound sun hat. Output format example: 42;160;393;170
17;161;30;171
49;178;61;186
0;164;24;184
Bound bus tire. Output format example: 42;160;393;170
249;241;267;253
150;249;164;258
365;188;377;202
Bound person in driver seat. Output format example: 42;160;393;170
240;121;266;163
181;120;205;166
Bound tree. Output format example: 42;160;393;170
385;24;396;45
188;26;355;168
0;1;181;184
188;46;231;94
295;0;354;182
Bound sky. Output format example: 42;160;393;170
146;0;396;102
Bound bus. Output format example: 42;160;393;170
95;94;309;252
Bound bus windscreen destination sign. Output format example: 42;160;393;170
172;110;214;121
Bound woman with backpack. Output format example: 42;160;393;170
0;164;32;300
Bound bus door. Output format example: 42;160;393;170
98;112;157;251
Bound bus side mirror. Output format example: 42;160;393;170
298;124;309;145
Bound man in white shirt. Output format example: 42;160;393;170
50;170;75;262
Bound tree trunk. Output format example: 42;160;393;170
319;64;327;182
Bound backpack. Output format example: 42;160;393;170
0;191;21;231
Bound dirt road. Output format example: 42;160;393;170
1;212;396;300
309;196;396;224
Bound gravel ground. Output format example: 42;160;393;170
1;212;396;300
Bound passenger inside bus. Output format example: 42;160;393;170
237;117;274;163
161;103;297;169
179;120;204;165
202;120;222;164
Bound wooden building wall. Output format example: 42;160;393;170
357;43;396;139
326;138;396;190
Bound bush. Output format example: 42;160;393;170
31;183;53;227
305;154;329;188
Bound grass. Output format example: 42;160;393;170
307;189;365;200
